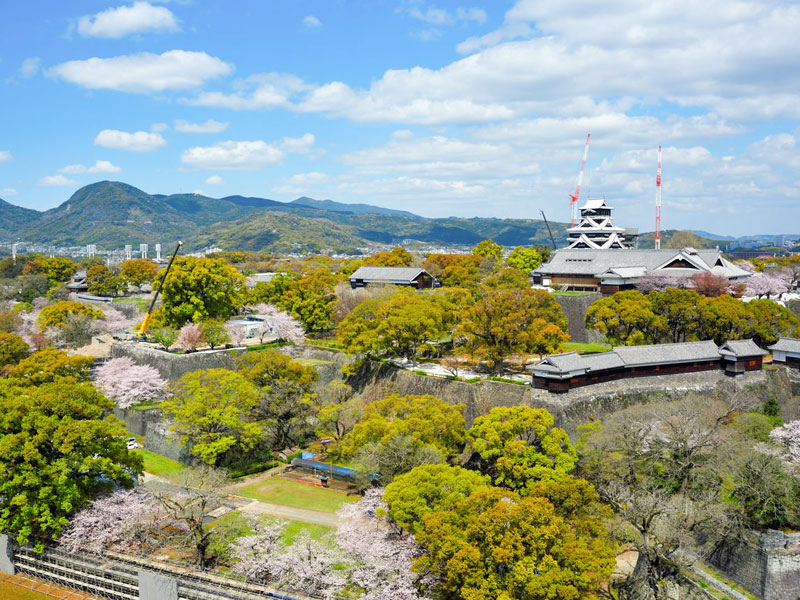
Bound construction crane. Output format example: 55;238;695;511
568;133;591;226
540;210;557;250
137;241;182;341
655;145;662;250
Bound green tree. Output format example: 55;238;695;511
37;301;104;331
456;288;568;371
585;289;665;345
697;294;750;344
158;257;246;326
649;288;705;343
22;256;77;284
0;332;30;367
365;247;413;267
505;246;546;274
7;348;93;385
730;452;800;529
120;258;158;290
341;394;466;459
201;318;231;349
17;274;51;303
86;264;127;297
413;486;616;600
467;406;577;492
149;327;179;350
0;380;142;550
278;271;337;331
384;464;491;535
745;298;800;347
480;266;530;290
472;239;503;261
337;288;451;365
422;254;482;288
162;369;261;465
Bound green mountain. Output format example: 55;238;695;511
637;229;729;250
0;197;41;238
290;196;421;219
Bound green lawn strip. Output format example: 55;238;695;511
136;449;187;480
689;562;759;600
238;477;356;513
294;358;333;367
208;510;333;546
562;341;612;354
128;400;162;411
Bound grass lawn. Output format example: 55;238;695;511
294;358;333;367
209;510;332;545
238;477;356;513
562;341;612;354
136;449;187;480
551;290;594;296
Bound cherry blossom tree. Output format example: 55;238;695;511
252;303;305;344
93;356;167;409
230;519;287;583
746;273;792;299
99;306;140;335
226;322;247;347
635;273;690;293
771;420;800;464
177;322;205;351
270;531;347;599
59;489;160;555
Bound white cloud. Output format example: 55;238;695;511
302;15;321;28
205;175;224;185
181;140;284;170
94;129;166;152
48;50;232;93
77;2;180;38
151;122;169;132
38;174;78;187
0;188;17;197
186;73;309;110
19;57;41;78
0;151;10;162
174;119;229;133
280;133;315;154
59;160;122;174
406;5;486;26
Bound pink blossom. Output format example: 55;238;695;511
99;306;140;335
177;322;205;351
93;356;167;409
270;531;347;599
226;322;247;347
230;519;287;583
251;304;305;344
770;420;800;464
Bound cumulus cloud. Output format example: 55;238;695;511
94;129;166;152
59;160;122;174
204;175;224;185
406;4;487;25
19;57;41;78
181;140;284;170
302;15;321;28
76;2;180;38
0;188;17;197
150;122;169;132
280;133;315;154
0;151;10;162
174;119;229;133
48;50;232;93
38;174;78;187
186;73;309;110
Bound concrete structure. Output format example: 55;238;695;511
768;337;800;368
138;570;177;600
139;243;148;259
0;534;14;575
155;243;162;261
125;244;132;260
567;197;638;249
536;247;751;292
349;266;435;289
528;340;760;392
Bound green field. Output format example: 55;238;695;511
562;341;612;354
136;449;187;480
238;477;355;513
209;510;332;545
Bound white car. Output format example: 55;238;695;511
126;437;139;450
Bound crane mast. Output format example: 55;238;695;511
655;145;662;250
569;133;591;226
137;240;183;341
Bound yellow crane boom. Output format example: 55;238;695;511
137;240;182;340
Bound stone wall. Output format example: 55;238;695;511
110;342;244;381
553;293;605;344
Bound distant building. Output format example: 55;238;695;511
66;271;89;293
349;266;435;289
768;338;800;368
536;247;751;293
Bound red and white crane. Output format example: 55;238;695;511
655;145;662;250
569;133;591;226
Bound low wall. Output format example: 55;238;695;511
553;293;604;344
110;343;245;381
710;530;800;600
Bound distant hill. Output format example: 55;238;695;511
637;229;729;250
691;230;736;241
290;196;421;219
0;197;41;238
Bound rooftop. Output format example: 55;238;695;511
768;338;800;353
349;266;428;282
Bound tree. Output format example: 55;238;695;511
17;274;50;303
150;327;178;350
585;289;665;345
37;300;103;331
237;350;318;449
422;254;481;288
413;486;616;600
159;256;246;326
690;271;730;297
177;322;205;351
201;318;231;349
0;380;142;550
316;383;362;441
480;267;530;290
120;258;158;290
505;246;546;274
278;271;337;331
337;289;451;365
0;332;29;367
472;239;503;261
251;303;305;343
745;298;799;347
771;420;800;464
467;406;577;492
341;394;466;460
649;288;705;342
93;357;167;409
45;283;70;301
355;434;444;483
366;247;414;267
730;452;800;529
162;369;261;465
456;288;568;371
697;294;751;344
7;347;93;385
53;313;98;348
635;273;690;293
86;264;127;297
270;531;347;596
384;464;491;535
230;519;287;583
23;256;77;284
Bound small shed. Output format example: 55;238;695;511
718;339;767;374
768;338;800;368
349;266;435;289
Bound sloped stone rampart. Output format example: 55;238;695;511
553;293;605;344
110;342;244;381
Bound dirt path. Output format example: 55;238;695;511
235;498;339;527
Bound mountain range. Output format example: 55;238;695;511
0;181;569;253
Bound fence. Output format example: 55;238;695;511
0;535;309;600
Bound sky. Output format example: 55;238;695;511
1;0;799;236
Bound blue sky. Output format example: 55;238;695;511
1;0;799;236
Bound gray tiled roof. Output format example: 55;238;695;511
349;266;427;282
612;340;720;367
582;352;626;370
719;339;767;357
768;338;800;353
540;352;588;372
